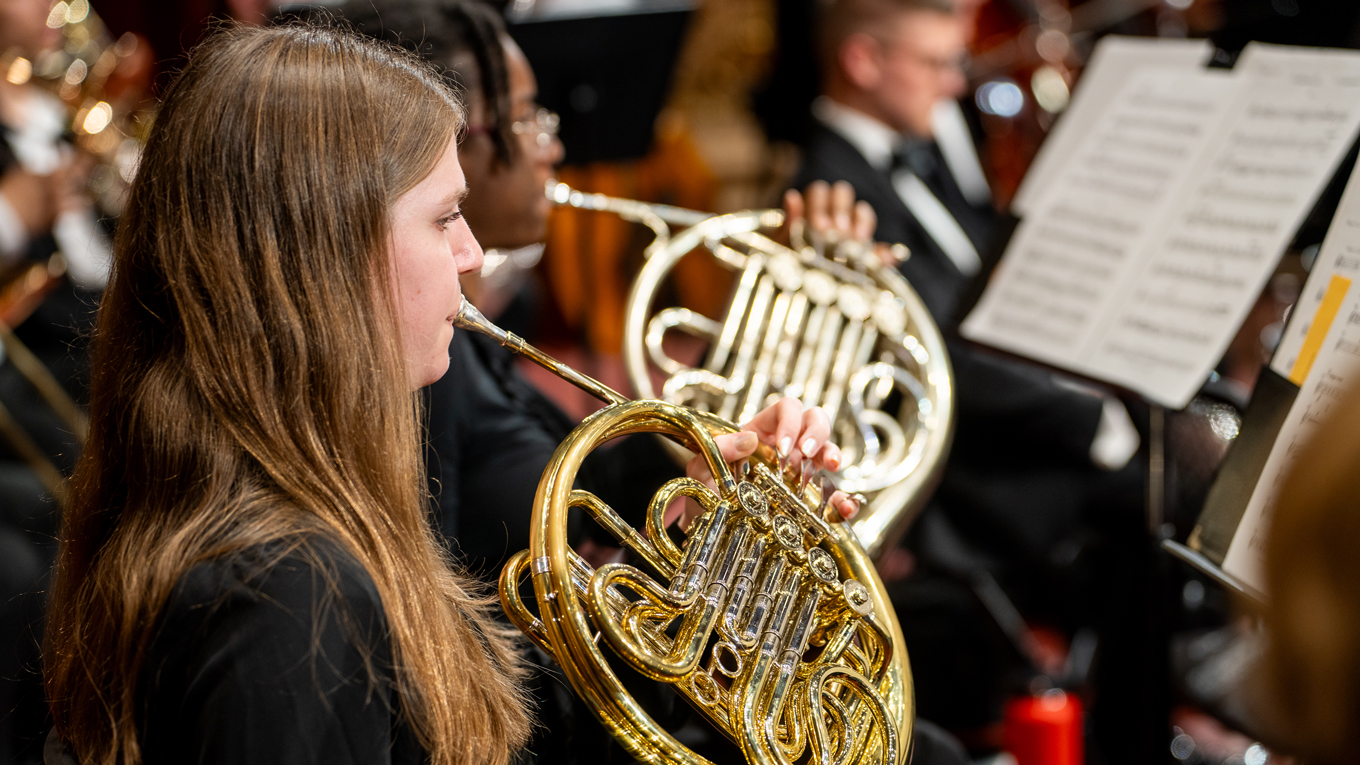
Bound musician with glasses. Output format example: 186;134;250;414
795;0;1146;749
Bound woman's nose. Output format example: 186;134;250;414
450;221;485;275
543;134;565;166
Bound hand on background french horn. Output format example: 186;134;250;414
681;397;860;531
779;180;906;267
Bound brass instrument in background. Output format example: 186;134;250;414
0;2;138;499
0;2;152;324
0;321;85;506
3;0;151;219
454;300;913;765
550;182;954;558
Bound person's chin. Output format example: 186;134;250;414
415;353;452;390
534;192;553;219
530;202;551;241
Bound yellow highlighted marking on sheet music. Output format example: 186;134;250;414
1290;275;1352;385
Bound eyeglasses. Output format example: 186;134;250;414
466;108;560;154
879;40;967;76
511;108;560;149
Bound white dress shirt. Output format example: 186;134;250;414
812;96;982;277
932;99;992;208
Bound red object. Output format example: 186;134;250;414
1004;690;1084;765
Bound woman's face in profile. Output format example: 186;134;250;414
388;136;484;389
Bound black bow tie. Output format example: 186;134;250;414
890;140;938;179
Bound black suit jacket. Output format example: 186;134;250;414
794;124;979;326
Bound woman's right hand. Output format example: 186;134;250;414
679;397;860;532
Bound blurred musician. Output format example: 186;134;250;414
1;0;119;758
798;0;988;321
0;0;111;295
794;0;1146;745
0;0;110;468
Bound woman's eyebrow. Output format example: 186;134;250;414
435;186;469;208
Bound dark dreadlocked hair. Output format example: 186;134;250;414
301;0;517;164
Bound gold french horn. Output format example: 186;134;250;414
549;182;953;558
454;300;913;765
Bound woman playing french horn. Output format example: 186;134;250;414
42;21;857;765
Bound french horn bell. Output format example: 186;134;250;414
550;182;954;558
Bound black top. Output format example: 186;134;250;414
138;538;427;765
424;330;679;578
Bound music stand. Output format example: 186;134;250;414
506;1;694;165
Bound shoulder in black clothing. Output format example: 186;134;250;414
424;330;682;578
138;537;426;765
424;330;574;575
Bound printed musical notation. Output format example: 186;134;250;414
1223;288;1360;594
1013;36;1213;216
963;69;1242;378
1273;153;1360;377
964;43;1360;407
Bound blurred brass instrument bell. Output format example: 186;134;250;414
549;182;954;558
453;299;914;765
3;0;152;218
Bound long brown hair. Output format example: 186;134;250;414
1257;379;1360;764
44;22;530;765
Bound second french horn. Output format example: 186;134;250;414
550;182;954;558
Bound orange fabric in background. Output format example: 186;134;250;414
541;120;729;353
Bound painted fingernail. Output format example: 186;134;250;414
827;454;840;471
801;438;817;457
778;436;792;457
737;432;758;450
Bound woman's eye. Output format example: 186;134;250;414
438;211;463;230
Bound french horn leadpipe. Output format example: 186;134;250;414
548;181;954;558
452;300;913;765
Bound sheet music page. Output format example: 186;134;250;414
1083;49;1360;405
962;69;1243;375
1011;36;1213;216
1222;281;1360;594
965;43;1360;407
1272;164;1360;378
1235;41;1360;79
